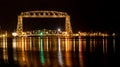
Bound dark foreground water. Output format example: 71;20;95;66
0;36;118;67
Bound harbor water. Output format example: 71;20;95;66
0;36;118;67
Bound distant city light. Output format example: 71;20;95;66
2;34;6;37
40;32;43;35
12;32;18;37
58;28;61;31
112;33;115;36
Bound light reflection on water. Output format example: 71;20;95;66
0;36;117;67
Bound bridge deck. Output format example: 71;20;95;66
20;34;79;37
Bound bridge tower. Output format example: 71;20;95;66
65;16;72;34
17;16;23;36
16;10;73;36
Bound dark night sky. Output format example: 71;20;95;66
0;0;118;33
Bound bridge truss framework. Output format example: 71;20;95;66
16;10;73;36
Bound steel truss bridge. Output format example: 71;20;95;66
16;10;73;36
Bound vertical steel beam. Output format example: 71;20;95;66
65;15;73;35
17;16;23;36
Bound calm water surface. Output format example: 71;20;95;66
0;36;118;67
